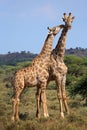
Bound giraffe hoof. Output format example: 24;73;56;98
15;117;20;121
61;112;64;118
11;116;15;122
44;113;49;118
67;111;70;115
36;113;40;119
46;114;49;117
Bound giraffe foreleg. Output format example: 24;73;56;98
36;86;41;118
41;82;49;118
56;79;64;118
61;75;69;114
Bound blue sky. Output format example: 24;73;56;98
0;0;87;54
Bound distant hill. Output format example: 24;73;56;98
0;48;87;65
0;51;37;65
65;47;87;57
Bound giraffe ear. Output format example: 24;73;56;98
62;18;65;22
72;16;75;19
47;27;49;30
69;12;72;16
63;13;66;15
47;27;51;31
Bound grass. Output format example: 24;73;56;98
0;75;87;130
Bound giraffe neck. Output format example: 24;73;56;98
53;27;68;60
40;33;54;56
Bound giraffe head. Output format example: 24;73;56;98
47;24;64;36
62;13;74;29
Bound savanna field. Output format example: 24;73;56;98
0;55;87;130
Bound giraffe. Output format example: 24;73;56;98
36;13;74;118
11;24;64;121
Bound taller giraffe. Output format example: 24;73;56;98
11;24;64;121
36;13;74;118
50;13;74;118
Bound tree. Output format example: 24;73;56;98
70;75;87;101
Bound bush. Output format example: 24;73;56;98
69;75;87;101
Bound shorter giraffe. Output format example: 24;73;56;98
36;13;74;118
11;24;64;121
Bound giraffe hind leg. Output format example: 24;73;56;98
15;98;20;121
11;97;20;121
11;87;24;121
11;98;17;121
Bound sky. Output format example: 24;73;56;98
0;0;87;54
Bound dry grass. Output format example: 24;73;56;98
0;76;87;130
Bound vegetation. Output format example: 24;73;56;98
70;75;87;101
0;54;87;130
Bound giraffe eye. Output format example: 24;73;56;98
71;20;73;23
